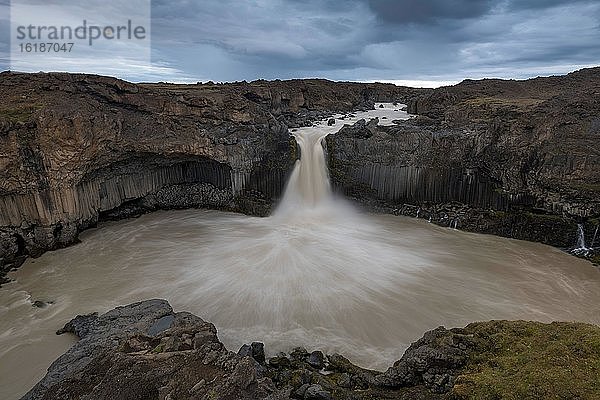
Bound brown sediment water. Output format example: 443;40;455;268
1;105;599;399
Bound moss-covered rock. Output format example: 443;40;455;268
453;321;600;400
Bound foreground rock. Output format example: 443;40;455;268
24;300;600;400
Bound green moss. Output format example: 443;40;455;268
524;212;565;221
488;210;567;223
203;389;220;400
453;321;600;400
151;343;165;354
0;108;33;123
287;369;306;388
290;136;299;161
461;97;544;108
0;103;42;124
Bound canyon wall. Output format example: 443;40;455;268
1;69;599;280
326;68;600;249
0;72;420;280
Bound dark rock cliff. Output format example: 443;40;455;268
1;69;599;280
0;72;421;282
326;68;600;250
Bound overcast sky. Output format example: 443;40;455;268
1;0;599;86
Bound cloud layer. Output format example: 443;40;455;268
1;0;599;85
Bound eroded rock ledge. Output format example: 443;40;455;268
0;72;423;282
326;68;600;259
23;300;600;400
2;68;600;280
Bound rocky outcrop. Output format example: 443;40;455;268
24;300;600;400
0;72;423;282
23;299;278;400
326;68;600;251
22;299;450;400
228;78;426;127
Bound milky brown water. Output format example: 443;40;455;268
1;105;600;399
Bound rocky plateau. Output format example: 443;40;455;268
1;68;599;277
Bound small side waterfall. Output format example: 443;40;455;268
591;225;599;249
451;219;459;230
572;223;597;256
576;224;587;250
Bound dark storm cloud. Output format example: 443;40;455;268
365;0;495;24
2;0;599;84
505;0;596;11
150;0;379;81
145;0;600;84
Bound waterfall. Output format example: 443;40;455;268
272;117;366;222
274;103;410;219
276;129;332;214
575;224;587;250
591;225;599;249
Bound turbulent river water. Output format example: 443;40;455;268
2;105;600;399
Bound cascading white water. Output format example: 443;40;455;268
576;224;587;250
3;104;600;399
275;129;333;215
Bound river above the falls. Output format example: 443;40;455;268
1;104;600;399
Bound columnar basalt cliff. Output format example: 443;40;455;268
326;68;600;253
1;69;600;280
0;72;422;281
